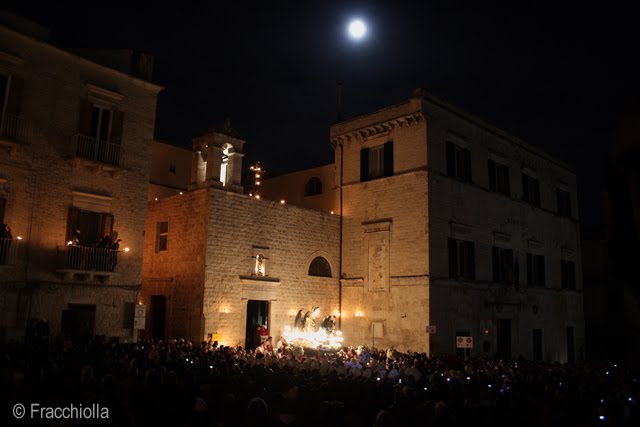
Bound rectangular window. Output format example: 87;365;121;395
77;99;124;165
156;221;168;252
66;207;114;245
448;238;476;280
522;174;541;207
488;160;510;196
526;253;546;287
0;74;25;140
561;260;576;290
556;189;572;217
492;247;517;286
360;142;393;182
446;142;472;182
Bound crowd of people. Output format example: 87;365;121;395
1;336;638;426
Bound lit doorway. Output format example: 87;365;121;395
245;300;269;351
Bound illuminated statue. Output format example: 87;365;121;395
294;310;304;330
302;306;320;332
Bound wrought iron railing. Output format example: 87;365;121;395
58;245;121;272
0;112;34;143
73;134;122;167
0;237;22;265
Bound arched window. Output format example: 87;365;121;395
308;256;332;277
304;177;323;196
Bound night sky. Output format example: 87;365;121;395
6;1;640;225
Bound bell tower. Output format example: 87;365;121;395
190;119;245;193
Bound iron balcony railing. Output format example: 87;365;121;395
0;237;22;265
73;134;122;167
58;245;121;273
0;111;35;143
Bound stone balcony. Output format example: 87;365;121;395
0;112;35;153
56;244;122;281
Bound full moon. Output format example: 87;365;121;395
348;19;367;39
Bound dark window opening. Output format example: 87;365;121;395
446;142;472;182
522;174;541;207
66;207;114;246
156;221;168;252
304;177;323;196
360;141;393;182
448;238;476;280
488;159;510;196
308;256;332;277
492;247;518;287
526;253;546;287
561;260;576;290
556;189;572;217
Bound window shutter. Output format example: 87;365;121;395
78;98;93;136
464;149;472;182
569;262;576;290
561;260;567;289
448;238;457;278
539;256;546;287
504;167;511;196
506;249;514;284
383;141;394;177
533;180;541;207
522;174;529;202
526;253;533;286
110;110;124;145
446;142;455;176
6;76;24;115
101;213;114;238
467;241;476;280
66;207;81;242
488;160;496;191
360;148;370;182
492;246;500;282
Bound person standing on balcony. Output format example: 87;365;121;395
0;223;13;264
110;238;122;271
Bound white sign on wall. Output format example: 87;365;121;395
134;304;146;329
456;336;473;348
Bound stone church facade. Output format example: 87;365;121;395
142;128;340;347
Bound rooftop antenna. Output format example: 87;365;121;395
336;82;343;123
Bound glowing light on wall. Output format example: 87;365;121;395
355;310;364;318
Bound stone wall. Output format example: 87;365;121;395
202;190;340;347
142;189;209;341
260;163;338;214
334;107;432;353
0;24;161;340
